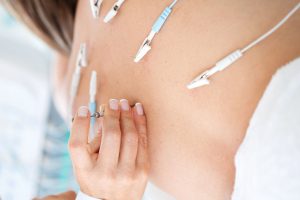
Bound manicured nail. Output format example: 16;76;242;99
109;99;119;110
120;99;130;111
99;105;105;115
135;103;144;116
78;106;89;117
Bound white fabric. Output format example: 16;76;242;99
232;57;300;200
76;183;175;200
75;182;175;200
76;191;102;200
0;7;52;200
143;182;175;200
142;58;300;200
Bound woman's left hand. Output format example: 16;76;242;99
69;99;149;200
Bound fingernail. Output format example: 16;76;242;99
78;106;89;117
109;99;119;110
135;103;144;115
120;99;130;111
99;105;105;115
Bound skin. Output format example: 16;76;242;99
69;100;149;200
38;99;149;200
52;0;300;199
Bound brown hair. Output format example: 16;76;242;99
1;0;78;55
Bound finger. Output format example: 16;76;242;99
94;105;104;137
133;103;149;170
119;99;139;170
88;108;104;154
98;99;121;169
69;106;93;169
88;132;102;154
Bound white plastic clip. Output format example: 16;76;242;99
76;43;88;68
90;0;103;18
134;1;178;62
134;31;156;63
104;0;125;23
89;71;97;103
89;71;98;141
187;50;243;89
70;43;88;109
186;2;300;90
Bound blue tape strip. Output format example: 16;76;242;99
152;7;172;33
89;102;97;126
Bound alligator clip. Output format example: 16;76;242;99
134;31;156;63
186;70;213;90
76;43;88;68
187;50;243;90
104;0;125;23
134;3;176;63
90;0;103;18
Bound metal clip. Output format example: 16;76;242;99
186;70;212;90
90;0;103;18
91;111;104;119
134;2;177;63
134;31;156;63
187;50;243;90
72;109;105;123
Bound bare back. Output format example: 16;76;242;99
56;0;300;199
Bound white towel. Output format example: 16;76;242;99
144;58;300;200
232;57;300;200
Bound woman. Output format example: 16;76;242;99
2;0;300;199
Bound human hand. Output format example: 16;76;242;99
69;99;149;200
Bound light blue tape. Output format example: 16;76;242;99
89;102;97;140
89;102;97;127
152;7;172;33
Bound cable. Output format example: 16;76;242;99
170;0;178;9
187;2;300;90
134;0;180;62
242;2;300;53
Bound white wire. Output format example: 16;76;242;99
241;2;300;53
169;0;178;9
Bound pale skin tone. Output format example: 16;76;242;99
38;99;149;200
70;100;149;200
41;0;300;199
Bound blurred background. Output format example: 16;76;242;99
0;6;77;200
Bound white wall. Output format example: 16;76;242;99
0;7;53;200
